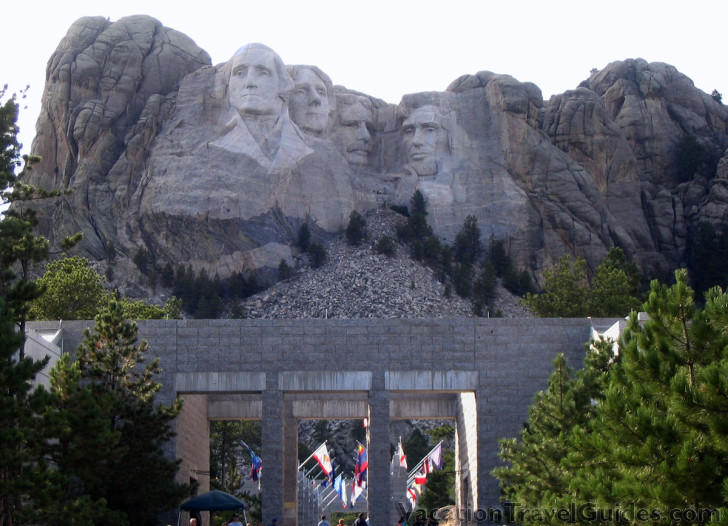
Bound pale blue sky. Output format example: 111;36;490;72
3;0;727;155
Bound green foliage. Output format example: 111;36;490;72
487;239;535;296
376;235;396;256
0;89;84;524
278;258;293;280
312;420;330;443
494;339;613;525
473;263;497;316
404;428;431;465
452;262;473;298
116;296;182;320
209;420;262;522
48;300;192;524
345;210;366;245
132;247;152;274
298;223;311;252
307;242;327;268
349;419;366;443
521;254;589;317
565;270;728;519
498;271;728;523
454;215;482;265
173;265;235;318
522;251;640;317
29;255;108;320
397;191;433;242
673;134;716;182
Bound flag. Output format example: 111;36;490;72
351;481;364;504
414;472;427;485
407;486;418;507
423;458;432;474
334;474;344;503
245;444;263;482
429;443;443;469
312;442;333;475
354;443;368;487
397;439;407;469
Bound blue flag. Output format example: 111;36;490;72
245;444;263;482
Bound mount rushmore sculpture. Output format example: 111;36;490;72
25;15;728;288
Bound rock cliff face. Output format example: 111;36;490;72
25;16;728;288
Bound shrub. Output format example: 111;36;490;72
346;210;366;245
376;235;395;256
298;223;311;251
278;259;293;280
307;242;327;268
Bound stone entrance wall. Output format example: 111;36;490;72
33;317;610;526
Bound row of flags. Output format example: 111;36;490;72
311;440;368;507
243;437;444;509
405;441;444;508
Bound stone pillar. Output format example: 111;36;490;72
262;374;284;524
475;387;504;524
456;391;478;521
283;398;299;526
175;393;210;491
368;383;391;526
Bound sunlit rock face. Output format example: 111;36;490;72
25;16;728;284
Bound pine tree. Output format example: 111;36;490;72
494;340;613;525
521;254;589;316
454;215;482;265
568;270;728;519
28;254;108;320
346;210;366;246
0;88;80;524
49;300;192;524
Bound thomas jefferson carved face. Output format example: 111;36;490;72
229;45;284;117
333;97;374;167
289;67;331;136
402;105;447;176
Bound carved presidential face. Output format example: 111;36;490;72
229;46;283;117
402;105;447;176
289;68;331;136
333;100;374;167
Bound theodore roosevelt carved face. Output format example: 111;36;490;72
333;94;374;167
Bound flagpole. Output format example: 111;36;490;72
298;440;328;470
406;440;443;485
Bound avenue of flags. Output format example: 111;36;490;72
242;436;444;509
403;441;444;508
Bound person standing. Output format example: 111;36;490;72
318;515;331;526
353;512;368;526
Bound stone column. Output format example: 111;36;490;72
262;374;284;524
367;383;391;526
456;391;478;520
476;387;504;524
283;398;299;526
175;393;210;490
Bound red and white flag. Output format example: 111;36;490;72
312;442;333;475
397;439;407;469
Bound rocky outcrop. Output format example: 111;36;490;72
29;15;210;257
23;17;728;289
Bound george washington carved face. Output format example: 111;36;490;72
228;44;289;118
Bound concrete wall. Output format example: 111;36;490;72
29;316;606;526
